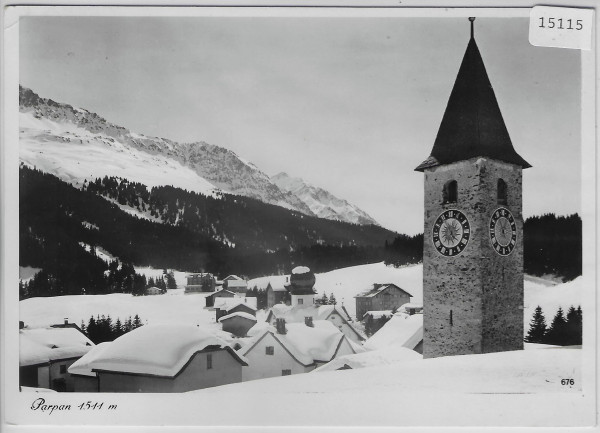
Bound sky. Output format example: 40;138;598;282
19;15;581;235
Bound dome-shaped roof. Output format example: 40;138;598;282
289;266;316;294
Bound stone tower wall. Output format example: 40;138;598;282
422;157;524;358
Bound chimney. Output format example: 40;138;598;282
64;318;69;325
304;317;313;327
275;318;287;335
19;321;24;329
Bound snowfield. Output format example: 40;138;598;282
21;263;582;341
193;346;581;395
20;111;220;197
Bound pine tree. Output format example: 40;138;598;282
317;292;329;306
166;271;177;291
525;306;547;343
565;305;583;345
132;314;142;329
113;318;123;338
546;307;568;345
328;293;337;305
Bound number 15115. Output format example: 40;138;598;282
539;17;583;30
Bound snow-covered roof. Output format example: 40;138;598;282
364;314;423;351
68;342;111;377
314;346;422;372
20;327;94;367
292;266;311;274
363;310;393;320
218;312;258;323
87;324;247;376
223;275;243;281
401;302;423;310
214;297;257;311
268;304;344;323
242;320;349;366
225;280;247;288
355;283;413;299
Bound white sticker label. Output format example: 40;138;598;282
529;6;593;50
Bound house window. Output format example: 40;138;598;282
282;369;291;376
59;365;66;374
497;179;508;205
266;346;274;355
298;298;304;305
207;353;213;369
442;180;458;204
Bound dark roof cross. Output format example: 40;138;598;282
469;17;475;39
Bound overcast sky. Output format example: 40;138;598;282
20;15;581;235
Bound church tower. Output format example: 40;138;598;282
415;19;531;358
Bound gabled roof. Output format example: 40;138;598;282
242;321;350;366
355;283;413;299
87;324;248;376
218;311;258;323
415;36;531;171
223;275;243;281
20;327;94;367
214;297;257;311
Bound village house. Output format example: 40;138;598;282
265;280;289;308
218;312;257;337
185;273;216;293
19;323;94;392
222;275;248;294
240;318;357;381
354;283;413;321
215;297;257;322
84;324;247;392
205;289;236;308
266;303;365;344
364;312;424;355
67;342;111;392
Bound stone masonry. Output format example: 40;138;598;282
423;157;524;358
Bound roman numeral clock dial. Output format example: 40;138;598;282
432;209;471;256
489;207;517;256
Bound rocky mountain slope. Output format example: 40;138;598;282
272;172;378;225
19;86;313;215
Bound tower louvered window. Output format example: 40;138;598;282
443;180;458;204
497;179;508;205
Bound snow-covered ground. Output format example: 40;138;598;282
20;263;582;337
193;346;581;394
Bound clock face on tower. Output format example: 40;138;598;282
432;209;471;256
489;207;517;256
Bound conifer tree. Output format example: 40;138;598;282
546;307;568;345
317;292;329;306
328;293;337;305
525;306;547;343
166;271;177;291
132;314;142;329
565;305;583;345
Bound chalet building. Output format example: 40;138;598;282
266;280;288;308
84;324;247;392
146;286;161;296
266;304;365;344
20;325;94;392
218;312;257;337
185;273;216;293
240;319;356;381
354;283;413;321
222;275;248;293
205;289;236;308
215;297;257;321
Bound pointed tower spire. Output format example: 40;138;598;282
415;19;531;172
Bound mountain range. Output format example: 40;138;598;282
19;86;377;226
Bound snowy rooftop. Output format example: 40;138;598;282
86;324;247;376
363;310;393;319
243;320;348;366
269;304;345;322
364;313;423;351
214;297;257;311
68;342;111;377
20;327;94;366
355;283;413;298
218;311;257;323
314;346;422;372
292;266;311;274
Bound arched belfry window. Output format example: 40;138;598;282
497;179;508;205
443;180;458;204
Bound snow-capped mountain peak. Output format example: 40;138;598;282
271;172;379;226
